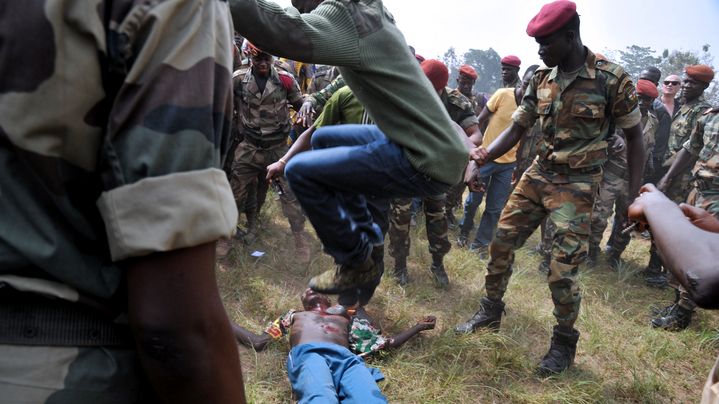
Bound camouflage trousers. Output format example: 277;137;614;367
664;185;719;311
230;140;305;233
445;181;466;213
589;167;630;254
486;164;598;329
388;195;451;267
0;344;152;403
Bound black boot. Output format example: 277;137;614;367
640;250;662;277
454;297;505;333
537;325;580;376
587;244;598;267
393;266;409;286
604;245;622;270
651;304;693;331
538;253;551;274
429;262;449;288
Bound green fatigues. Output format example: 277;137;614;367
486;49;640;328
388;88;477;267
590;112;657;254
231;66;306;233
653;97;712;310
308;65;341;97
0;1;236;401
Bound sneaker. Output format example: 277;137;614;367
309;258;381;295
429;263;449;288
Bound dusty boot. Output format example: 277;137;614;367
651;290;680;316
651;304;693;331
455;297;505;333
309;257;381;295
243;212;259;245
293;230;311;264
429;256;449;288
393;266;409;286
537;325;580;376
586;244;598;267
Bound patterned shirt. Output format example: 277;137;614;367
665;96;712;167
684;110;719;181
512;48;640;182
441;87;479;129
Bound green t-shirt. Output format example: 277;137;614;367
314;86;367;127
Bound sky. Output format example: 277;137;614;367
272;0;719;75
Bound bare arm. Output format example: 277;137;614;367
657;148;694;192
266;126;316;180
126;242;246;404
623;123;646;199
464;123;483;146
470;122;526;165
385;316;436;349
476;106;492;133
628;185;719;309
231;323;272;351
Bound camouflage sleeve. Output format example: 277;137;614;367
512;74;539;129
446;90;479;129
310;75;346;109
313;87;347;128
684;114;707;157
264;310;296;339
612;75;641;129
229;0;360;67
96;1;237;261
282;72;304;107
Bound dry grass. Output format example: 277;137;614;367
217;193;719;403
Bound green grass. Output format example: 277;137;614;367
217;194;719;403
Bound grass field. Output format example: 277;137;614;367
218;194;718;403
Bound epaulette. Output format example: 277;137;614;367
595;59;626;78
233;66;249;79
277;69;297;91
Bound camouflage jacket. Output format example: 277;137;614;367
684;109;719;182
308;75;346;110
0;1;236;304
441;88;479;129
308;65;341;95
664;96;712;167
512;48;640;182
605;110;658;177
236;65;303;144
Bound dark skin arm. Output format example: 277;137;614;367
266;125;316;180
657;148;694;192
623;123;646;199
470;122;526;166
231;323;272;351
464;123;483;146
126;242;246;404
476;106;492;134
628;184;719;309
385;316;436;349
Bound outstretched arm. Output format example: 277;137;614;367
266;126;316;180
385;316;436;349
231;323;272;351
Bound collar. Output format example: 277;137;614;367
547;47;597;83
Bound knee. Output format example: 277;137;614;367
310;128;332;149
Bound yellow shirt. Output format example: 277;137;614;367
484;88;520;164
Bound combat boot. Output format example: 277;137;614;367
586;244;598;267
309;257;381;295
604;245;622;270
293;230;311;264
393;266;409;286
429;262;449;288
243;212;259;245
455;297;505;333
537;325;580;376
538;254;551;274
651;304;693;331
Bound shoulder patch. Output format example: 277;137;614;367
277;71;296;91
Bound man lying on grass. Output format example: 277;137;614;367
232;288;436;403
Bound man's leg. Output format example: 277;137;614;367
588;171;624;266
285;125;448;295
229;142;263;243
605;190;630;268
444;181;465;229
424;194;451;288
472;162;515;255
287;348;338;403
455;166;547;333
336;357;387;403
388;198;412;285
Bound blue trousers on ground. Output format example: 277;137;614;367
459;161;515;247
287;342;387;404
285;124;450;266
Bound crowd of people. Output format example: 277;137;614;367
2;0;718;403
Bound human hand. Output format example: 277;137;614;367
464;166;486;193
679;203;719;233
266;160;286;180
469;146;489;166
610;134;626;153
416;316;436;330
298;100;315;127
627;183;670;227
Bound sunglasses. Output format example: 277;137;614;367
663;81;680;86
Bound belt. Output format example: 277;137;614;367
244;136;286;149
0;283;132;347
537;160;603;176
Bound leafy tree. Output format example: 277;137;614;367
463;48;502;94
442;47;461;84
617;45;660;80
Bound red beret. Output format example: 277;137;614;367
500;55;521;68
459;64;478;80
526;0;578;38
421;59;449;91
685;64;715;84
636;79;659;99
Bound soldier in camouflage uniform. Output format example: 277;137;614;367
651;65;716;330
588;79;658;268
308;65;341;95
0;1;246;402
644;66;714;287
456;1;645;375
389;59;481;288
231;44;311;262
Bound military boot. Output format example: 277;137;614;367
537;325;580;376
455;297;505;333
445;208;457;230
538;253;551;274
642;251;667;288
393;266;409;286
429;256;449;288
243;212;259;245
309;257;381;295
586;244;599;267
604;245;622;270
293;230;311;264
651;304;693;331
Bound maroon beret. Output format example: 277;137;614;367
459;64;478;80
526;0;578;38
500;55;521;68
685;64;715;84
636;79;659;99
421;59;449;91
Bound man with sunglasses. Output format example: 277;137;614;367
650;65;715;330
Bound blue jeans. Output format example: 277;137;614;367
287;342;387;404
459;161;515;247
285;125;450;266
